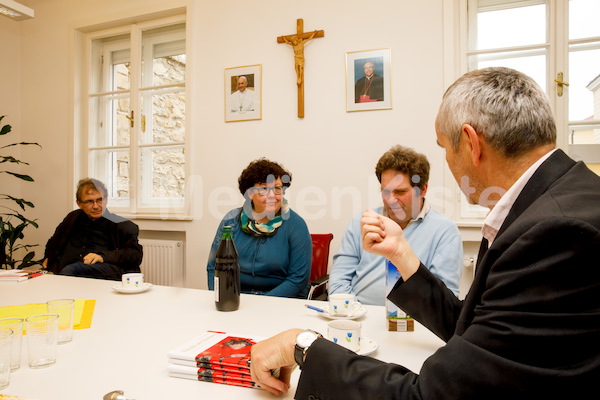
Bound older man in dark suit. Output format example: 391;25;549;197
250;67;600;399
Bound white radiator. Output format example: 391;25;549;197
139;239;184;287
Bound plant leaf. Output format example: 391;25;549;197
0;142;41;150
0;156;29;165
0;195;35;211
2;171;34;181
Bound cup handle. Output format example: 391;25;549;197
353;302;362;311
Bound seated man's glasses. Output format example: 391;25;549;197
80;198;104;206
253;186;284;196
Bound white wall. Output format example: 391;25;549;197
4;0;465;290
0;15;23;201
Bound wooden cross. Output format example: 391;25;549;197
277;19;324;118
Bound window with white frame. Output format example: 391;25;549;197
466;0;600;163
84;16;186;216
455;0;600;220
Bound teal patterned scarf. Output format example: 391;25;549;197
240;200;290;236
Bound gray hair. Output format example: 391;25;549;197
436;67;556;158
76;178;107;201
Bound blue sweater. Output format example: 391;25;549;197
207;207;312;298
329;206;463;305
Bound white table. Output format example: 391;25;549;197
0;275;444;399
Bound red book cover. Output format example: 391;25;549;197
168;363;260;390
195;336;255;370
198;366;252;381
197;375;257;388
197;361;249;374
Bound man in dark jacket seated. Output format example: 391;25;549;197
42;178;142;280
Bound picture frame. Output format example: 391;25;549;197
345;48;392;112
225;64;262;122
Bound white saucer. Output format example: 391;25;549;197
326;336;378;356
319;305;367;320
112;282;153;294
357;337;378;356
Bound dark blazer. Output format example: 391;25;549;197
44;209;143;274
296;150;600;400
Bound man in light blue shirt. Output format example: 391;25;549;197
329;145;463;305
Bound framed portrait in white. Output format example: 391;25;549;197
346;48;392;112
225;64;262;122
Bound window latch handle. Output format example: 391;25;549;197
555;72;569;97
125;110;134;127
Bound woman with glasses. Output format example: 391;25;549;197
207;158;312;298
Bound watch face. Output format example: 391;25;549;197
297;330;318;347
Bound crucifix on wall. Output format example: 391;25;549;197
277;19;324;118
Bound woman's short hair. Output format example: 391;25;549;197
238;158;292;195
76;178;107;201
375;145;430;191
436;67;556;158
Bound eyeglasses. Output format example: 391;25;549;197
80;198;104;206
252;186;284;196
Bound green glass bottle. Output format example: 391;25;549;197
214;225;240;311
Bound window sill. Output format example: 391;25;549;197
121;214;193;222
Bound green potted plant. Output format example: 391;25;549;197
0;115;41;269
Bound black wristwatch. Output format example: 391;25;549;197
294;329;323;369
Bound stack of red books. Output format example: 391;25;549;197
167;331;268;389
0;269;45;282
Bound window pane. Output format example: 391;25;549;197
90;35;129;93
140;146;185;201
568;125;600;144
569;0;600;40
151;49;186;86
475;3;546;50
89;149;130;203
568;43;600;121
141;24;186;87
469;51;547;93
112;60;130;91
89;95;130;147
141;90;185;145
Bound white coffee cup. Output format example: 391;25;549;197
329;293;362;317
327;320;361;352
122;273;144;288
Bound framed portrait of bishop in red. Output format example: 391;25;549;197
345;48;392;112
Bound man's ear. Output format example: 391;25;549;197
420;182;428;198
462;123;482;167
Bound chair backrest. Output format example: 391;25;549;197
310;233;334;282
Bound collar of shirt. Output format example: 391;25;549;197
406;198;430;228
482;149;557;245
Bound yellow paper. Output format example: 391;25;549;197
0;299;94;333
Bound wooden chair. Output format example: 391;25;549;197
307;233;334;301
